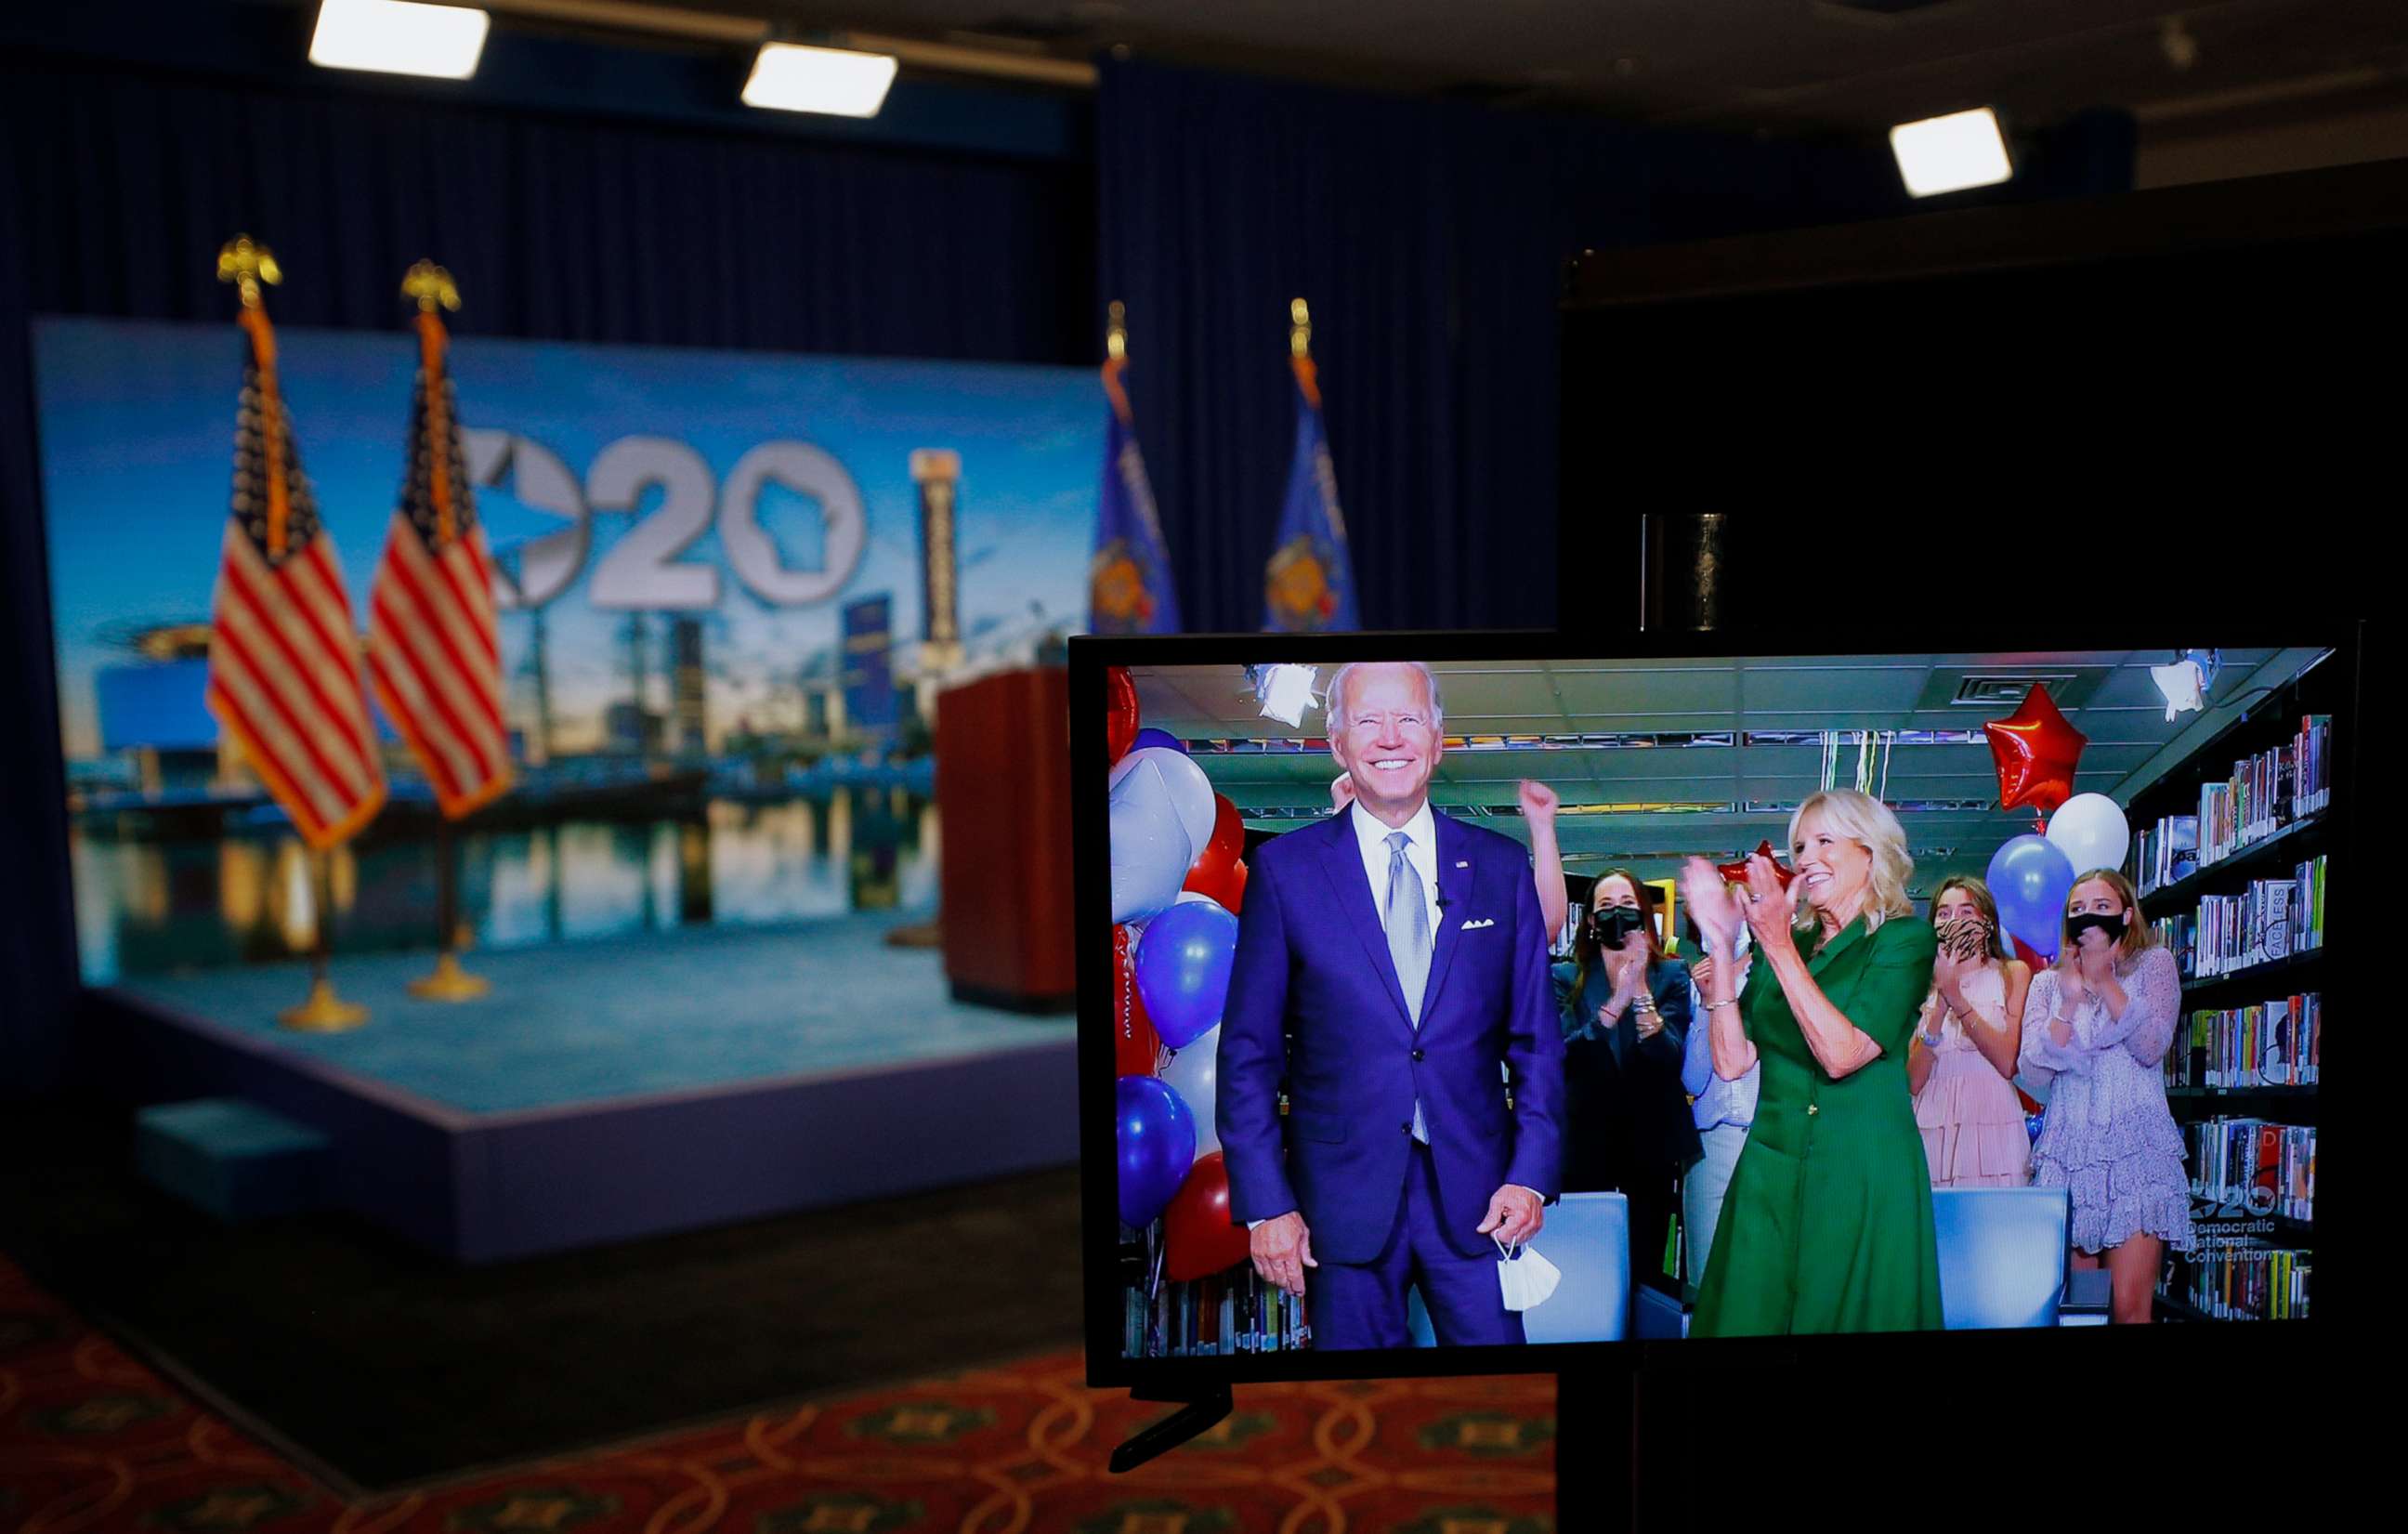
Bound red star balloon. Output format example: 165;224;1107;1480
1715;839;1797;889
1983;684;2087;816
1106;664;1140;767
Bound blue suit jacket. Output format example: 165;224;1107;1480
1215;804;1565;1264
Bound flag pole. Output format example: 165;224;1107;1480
410;817;489;999
212;237;368;1033
282;847;368;1031
399;259;492;1003
1289;296;1318;406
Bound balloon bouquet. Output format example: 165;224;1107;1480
1978;684;2131;1132
1106;667;1257;1305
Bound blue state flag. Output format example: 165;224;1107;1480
1263;356;1358;632
1088;356;1181;635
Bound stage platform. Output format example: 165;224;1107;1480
95;911;1080;1263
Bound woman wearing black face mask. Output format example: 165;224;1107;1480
2019;868;2193;1324
1553;870;1699;1289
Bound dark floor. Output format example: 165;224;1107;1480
0;1099;1086;1492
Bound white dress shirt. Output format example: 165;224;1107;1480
1355;799;1438;1146
1350;799;1443;951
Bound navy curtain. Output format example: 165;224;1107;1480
1096;60;2129;634
0;55;1095;1094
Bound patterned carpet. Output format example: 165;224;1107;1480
0;1257;1556;1533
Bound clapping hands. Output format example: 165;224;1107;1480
1679;858;1743;951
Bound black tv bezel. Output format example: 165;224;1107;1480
1073;623;2355;1389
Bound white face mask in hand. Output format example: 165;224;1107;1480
1495;1237;1562;1312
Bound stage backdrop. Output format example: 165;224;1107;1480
36;317;1101;984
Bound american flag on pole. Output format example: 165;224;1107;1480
367;267;512;819
205;253;388;850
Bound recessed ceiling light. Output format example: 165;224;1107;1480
309;0;490;81
1889;107;2014;197
742;42;900;118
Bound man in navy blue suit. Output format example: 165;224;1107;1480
1217;660;1564;1349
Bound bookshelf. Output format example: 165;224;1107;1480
2140;810;2325;910
2122;652;2336;1325
2178;950;2323;1002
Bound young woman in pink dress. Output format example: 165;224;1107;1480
1908;878;2032;1187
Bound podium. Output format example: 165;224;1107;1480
934;665;1077;1012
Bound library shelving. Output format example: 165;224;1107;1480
2125;652;2336;1324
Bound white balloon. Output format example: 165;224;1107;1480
1159;1024;1222;1160
1119;747;1217;866
2046;793;2130;881
1109;780;1193;924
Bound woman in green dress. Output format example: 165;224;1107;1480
1678;788;1943;1335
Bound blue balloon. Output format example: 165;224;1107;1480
1116;1074;1197;1228
1130;727;1187;755
1986;833;2075;960
1134;898;1239;1049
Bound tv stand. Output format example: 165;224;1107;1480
1108;1383;1234;1473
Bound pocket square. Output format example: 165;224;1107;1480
1459;916;1495;930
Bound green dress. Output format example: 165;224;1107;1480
1692;912;1943;1336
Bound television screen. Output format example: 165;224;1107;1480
1075;634;2347;1383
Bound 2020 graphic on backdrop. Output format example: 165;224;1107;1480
36;317;1103;983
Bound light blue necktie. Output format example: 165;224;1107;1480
1386;830;1433;1143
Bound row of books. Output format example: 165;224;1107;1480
2168;991;2322;1089
2152;856;2326;979
2166;1243;2310;1321
2133;815;2201;896
2192;714;2333;866
2187;1117;2314;1222
1126;1265;1312;1357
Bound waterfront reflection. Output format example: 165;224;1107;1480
72;789;936;984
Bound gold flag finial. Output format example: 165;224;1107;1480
1289;296;1312;359
1106;299;1128;362
216;235;281;309
402;259;461;313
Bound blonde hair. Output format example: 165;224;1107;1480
1788;789;1915;933
2065;868;2158;962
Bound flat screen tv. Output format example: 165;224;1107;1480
1072;627;2351;1442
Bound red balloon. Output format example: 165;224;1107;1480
1715;839;1797;889
1983;684;2087;817
1114;924;1161;1076
1186;793;1245;882
2018;1088;2045;1117
1184;857;1248;913
1162;1152;1252;1282
2009;936;2050;972
1106;664;1140;767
